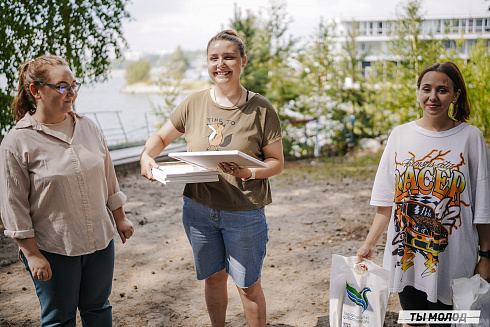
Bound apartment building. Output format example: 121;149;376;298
336;13;490;73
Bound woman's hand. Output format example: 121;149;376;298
356;206;392;264
357;243;376;263
140;121;184;181
218;162;252;180
26;253;52;281
475;257;490;282
113;207;134;244
140;152;159;181
116;217;134;244
15;238;52;281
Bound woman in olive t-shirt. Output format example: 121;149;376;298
140;30;283;326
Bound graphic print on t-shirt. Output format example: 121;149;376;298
206;118;234;150
392;149;468;278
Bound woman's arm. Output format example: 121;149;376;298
475;223;490;282
15;238;52;281
219;139;284;180
112;207;134;244
357;206;392;262
140;120;184;181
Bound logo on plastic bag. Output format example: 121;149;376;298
346;282;371;313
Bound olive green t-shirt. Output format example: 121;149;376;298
170;89;282;211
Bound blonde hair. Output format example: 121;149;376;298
12;55;69;121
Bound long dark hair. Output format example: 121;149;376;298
12;55;69;121
417;61;470;122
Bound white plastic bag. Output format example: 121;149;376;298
452;274;490;327
329;254;390;327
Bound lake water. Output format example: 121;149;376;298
75;71;180;147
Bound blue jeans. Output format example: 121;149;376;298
21;240;115;327
182;196;269;288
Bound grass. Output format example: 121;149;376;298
282;150;383;181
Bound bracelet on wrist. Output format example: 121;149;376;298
242;168;255;181
479;249;490;258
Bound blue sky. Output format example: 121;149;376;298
122;0;489;54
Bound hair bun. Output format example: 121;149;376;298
220;29;240;38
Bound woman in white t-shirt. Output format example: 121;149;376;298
357;61;490;327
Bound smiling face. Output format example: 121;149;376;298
417;71;461;123
207;40;246;87
31;65;78;123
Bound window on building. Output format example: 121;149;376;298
436;20;441;33
378;21;383;34
359;22;365;35
475;19;483;32
443;19;450;33
450;19;459;33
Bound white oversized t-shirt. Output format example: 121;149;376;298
371;121;490;304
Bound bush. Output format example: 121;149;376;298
125;60;151;85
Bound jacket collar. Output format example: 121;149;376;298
15;111;83;130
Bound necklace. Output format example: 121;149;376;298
214;87;242;107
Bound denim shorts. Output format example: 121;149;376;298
182;196;269;288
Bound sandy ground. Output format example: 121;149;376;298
0;156;402;326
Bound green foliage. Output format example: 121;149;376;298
125;60;151;85
150;70;183;129
233;0;490;158
0;0;131;141
166;46;189;80
230;4;264;92
462;40;490;139
0;93;14;139
230;0;299;113
282;150;382;180
368;0;450;133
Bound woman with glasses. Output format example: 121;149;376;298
0;54;134;326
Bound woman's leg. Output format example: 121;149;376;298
78;240;115;327
21;251;81;327
399;285;452;327
236;278;266;327
205;269;229;327
221;207;269;327
182;197;228;326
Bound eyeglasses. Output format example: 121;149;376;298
37;82;82;94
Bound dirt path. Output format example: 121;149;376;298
0;156;401;326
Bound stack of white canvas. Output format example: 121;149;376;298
151;162;219;184
152;150;268;185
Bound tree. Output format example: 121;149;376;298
230;0;298;113
336;20;376;140
370;0;447;133
0;0;131;140
462;40;490;139
125;60;151;85
150;69;183;129
166;46;189;80
229;4;264;92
